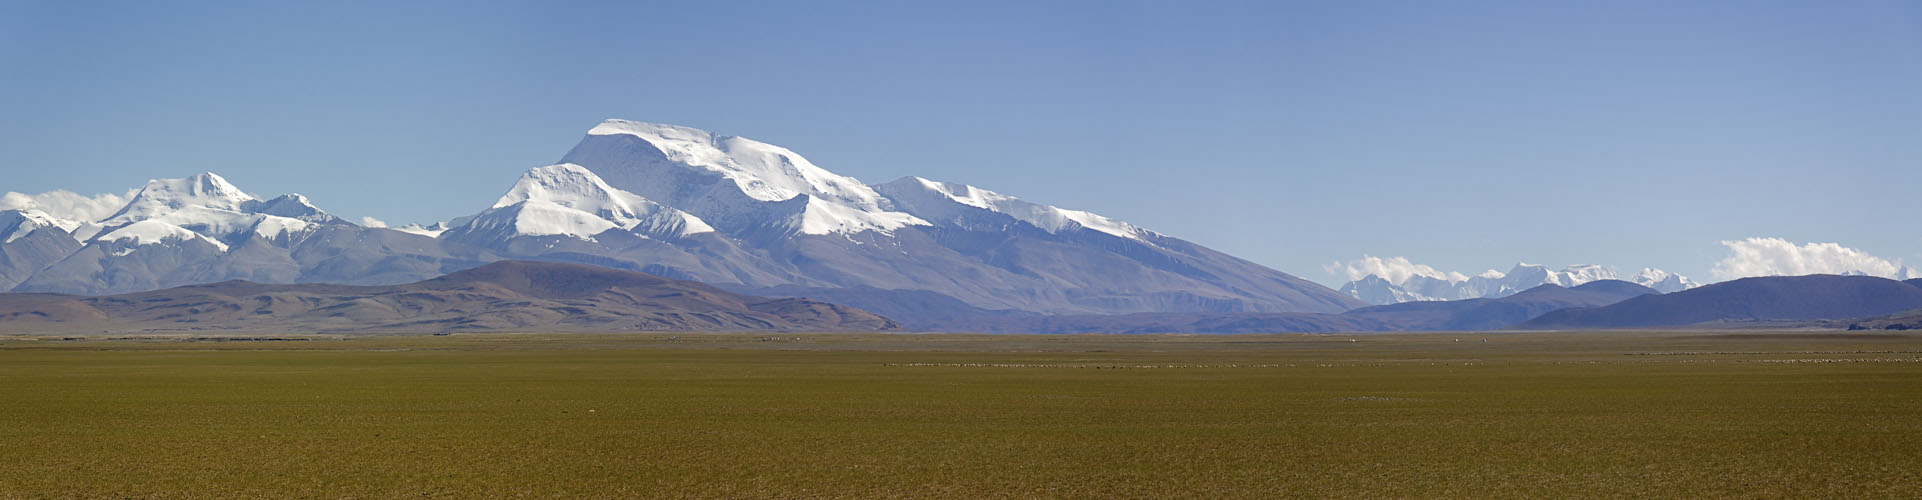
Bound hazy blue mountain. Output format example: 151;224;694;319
1522;275;1922;329
942;280;1657;333
1339;263;1691;305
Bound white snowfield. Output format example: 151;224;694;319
94;220;230;252
390;222;450;238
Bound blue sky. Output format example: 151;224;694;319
2;0;1918;286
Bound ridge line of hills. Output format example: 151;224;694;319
0;261;896;334
3;263;1915;334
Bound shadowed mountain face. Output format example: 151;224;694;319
935;280;1659;333
0;261;897;333
1522;275;1922;329
1907;279;1922;289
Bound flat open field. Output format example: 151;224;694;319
3;331;1921;499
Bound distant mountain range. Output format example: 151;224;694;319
0;261;896;333
1338;263;1701;305
5;258;1917;334
943;280;1660;333
0;120;1360;316
925;275;1922;333
1520;275;1922;330
7;120;1915;335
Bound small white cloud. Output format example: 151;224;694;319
358;216;388;228
1327;255;1468;285
0;189;136;222
1712;237;1913;281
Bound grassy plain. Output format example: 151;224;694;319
2;331;1921;499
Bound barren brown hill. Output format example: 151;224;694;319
0;261;898;334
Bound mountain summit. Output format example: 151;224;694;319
0;120;1363;317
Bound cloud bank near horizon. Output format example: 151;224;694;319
0;189;137;222
1711;237;1919;281
1324;255;1471;285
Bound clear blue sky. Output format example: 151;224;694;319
2;0;1918;286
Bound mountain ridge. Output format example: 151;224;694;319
1338;262;1700;305
0;120;1362;316
1521;275;1922;329
938;280;1658;333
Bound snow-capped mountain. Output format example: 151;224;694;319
1338;275;1432;304
442;164;713;244
1629;268;1701;293
1;172;490;294
1338;263;1700;305
0;120;1363;319
0;209;78;243
559;120;926;236
92;173;341;246
478;119;1359;315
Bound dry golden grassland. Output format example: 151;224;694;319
2;331;1920;499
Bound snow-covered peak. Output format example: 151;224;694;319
0;209;76;243
1548;263;1617;285
444;164;715;242
563;120;926;236
1339;275;1441;304
1473;263;1617;295
492;164;713;238
495;164;632;209
103;172;257;225
66;173;347;249
255;194;338;223
585;120;890;208
877;176;1151;241
1630;268;1701;293
1337;259;1639;304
